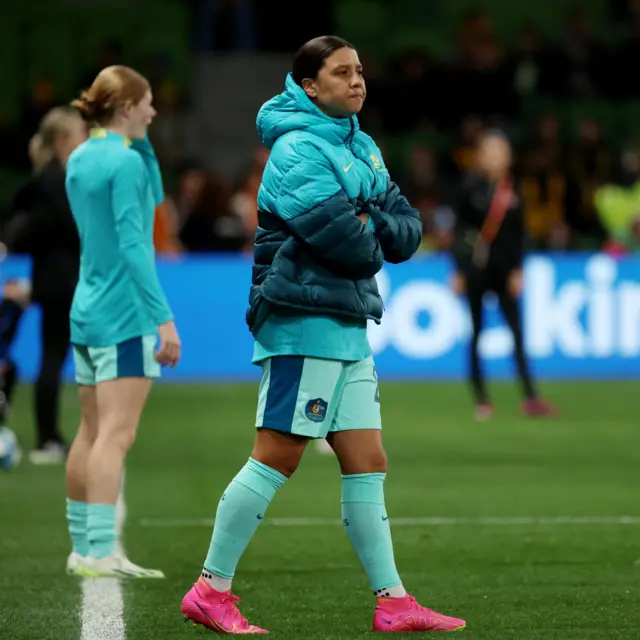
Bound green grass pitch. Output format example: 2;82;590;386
1;381;640;639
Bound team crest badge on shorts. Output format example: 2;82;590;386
305;398;328;423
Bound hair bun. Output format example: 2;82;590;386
71;90;100;122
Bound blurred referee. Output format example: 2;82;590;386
451;130;556;420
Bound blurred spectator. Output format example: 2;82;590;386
397;145;455;251
447;115;486;179
505;26;555;114
518;115;568;247
453;10;496;63
177;170;249;252
451;11;510;121
173;160;208;224
564;117;612;247
412;187;456;253
229;169;261;238
404;146;439;192
227;146;268;238
154;201;183;256
556;10;606;97
15;81;58;170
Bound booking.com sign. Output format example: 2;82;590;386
369;254;640;379
3;253;640;381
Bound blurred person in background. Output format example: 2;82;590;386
178;170;249;252
518;114;568;249
3;108;87;463
451;131;556;420
0;133;54;434
228;145;269;240
153;199;183;255
447;114;486;179
14;80;59;170
181;35;465;635
229;166;262;240
505;25;552;116
63;65;180;579
402;145;440;194
411;187;456;253
564;117;612;248
172;159;207;222
556;10;606;98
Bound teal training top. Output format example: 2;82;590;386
65;129;173;347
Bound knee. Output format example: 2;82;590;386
114;429;137;454
77;420;97;446
251;428;307;478
341;448;388;475
253;450;302;478
362;449;388;474
279;459;300;478
99;424;137;455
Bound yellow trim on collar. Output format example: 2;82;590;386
90;128;132;147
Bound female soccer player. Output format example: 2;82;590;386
181;36;466;634
64;65;181;578
451;130;556;420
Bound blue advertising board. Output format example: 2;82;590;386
3;253;639;381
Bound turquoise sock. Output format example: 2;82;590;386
204;457;287;578
342;473;402;593
87;503;117;559
66;499;89;557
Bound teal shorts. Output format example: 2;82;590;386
72;335;161;386
255;355;381;438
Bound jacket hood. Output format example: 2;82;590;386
256;73;359;149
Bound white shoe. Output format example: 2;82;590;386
83;555;165;579
66;552;91;576
29;441;66;465
314;439;334;455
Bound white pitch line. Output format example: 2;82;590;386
81;578;125;640
137;515;640;528
81;475;127;640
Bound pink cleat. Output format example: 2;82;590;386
474;402;494;421
181;578;268;634
522;398;558;418
373;595;466;633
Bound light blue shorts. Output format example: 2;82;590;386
72;335;161;386
255;355;381;439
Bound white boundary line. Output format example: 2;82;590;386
81;578;125;640
80;476;127;640
137;515;640;528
